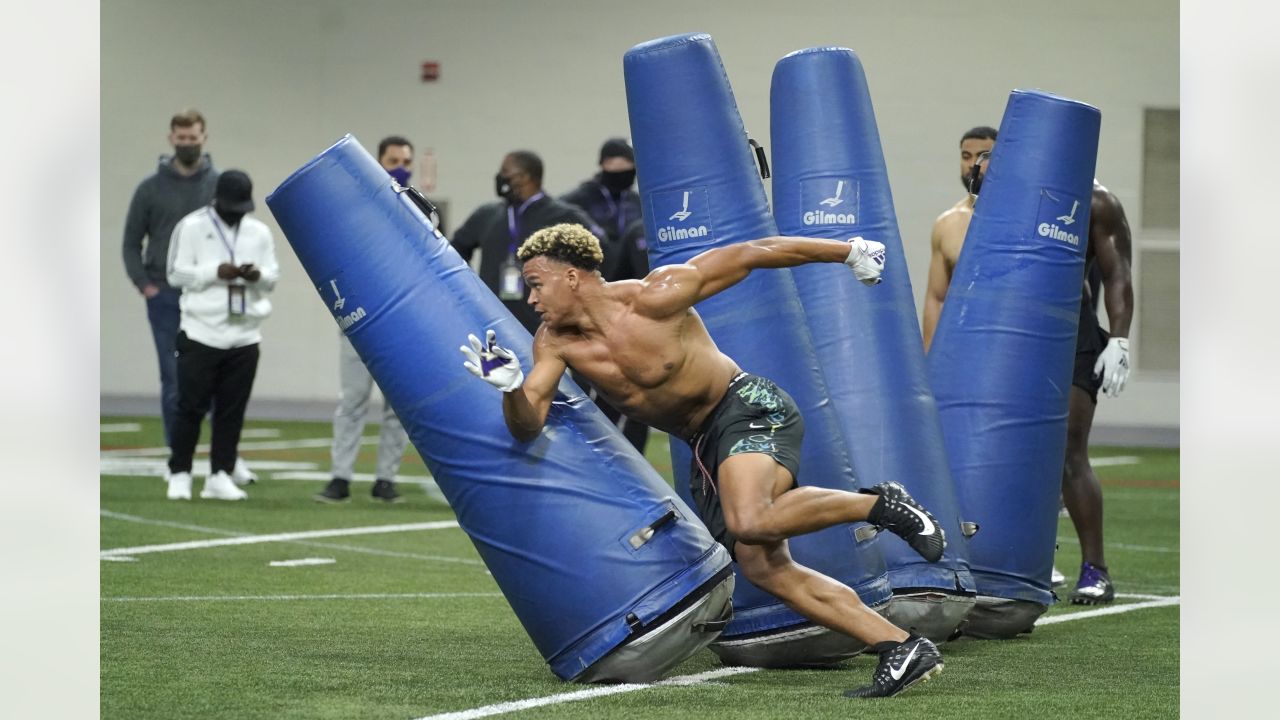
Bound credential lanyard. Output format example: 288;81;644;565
598;187;628;238
506;192;545;251
207;207;239;263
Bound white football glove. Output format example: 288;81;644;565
844;236;886;286
1093;336;1130;398
460;329;524;392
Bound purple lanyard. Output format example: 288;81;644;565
507;192;545;252
598;187;628;238
207;207;238;263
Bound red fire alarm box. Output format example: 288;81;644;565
421;62;440;82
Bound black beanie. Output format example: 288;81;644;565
599;137;634;164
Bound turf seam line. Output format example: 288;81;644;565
1055;536;1178;553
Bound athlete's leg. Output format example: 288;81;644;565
1062;386;1105;567
735;536;907;645
721;456;904;643
716;453;877;542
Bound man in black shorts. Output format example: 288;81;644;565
462;223;947;698
1061;180;1134;604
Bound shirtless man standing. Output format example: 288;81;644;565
461;224;946;698
920;125;1135;606
922;125;997;350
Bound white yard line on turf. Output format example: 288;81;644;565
1036;595;1180;624
414;595;1180;720
100;519;461;558
103;592;504;602
1114;592;1175;601
1089;455;1140;467
100;422;142;433
416;667;760;720
100;510;483;566
99;457;321;477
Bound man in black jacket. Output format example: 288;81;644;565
561;138;642;255
451;150;604;332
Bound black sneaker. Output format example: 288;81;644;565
863;482;946;562
371;479;403;503
843;634;944;698
1068;562;1115;605
314;477;351;503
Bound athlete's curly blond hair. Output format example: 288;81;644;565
517;223;603;272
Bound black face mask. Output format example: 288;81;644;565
174;144;202;166
214;202;245;227
495;173;517;201
600;168;636;194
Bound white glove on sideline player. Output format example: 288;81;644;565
845;237;886;286
461;329;524;392
1093;336;1130;398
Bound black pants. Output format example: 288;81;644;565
168;332;260;475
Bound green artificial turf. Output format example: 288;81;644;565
101;416;1178;719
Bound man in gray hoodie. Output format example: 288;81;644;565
122;109;219;450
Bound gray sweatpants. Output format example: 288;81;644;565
331;335;410;481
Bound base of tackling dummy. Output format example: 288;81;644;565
881;590;977;643
953;595;1047;639
708;598;892;668
575;571;735;683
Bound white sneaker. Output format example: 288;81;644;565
201;471;248;501
1050;566;1066;588
166;471;193;500
231;456;258;486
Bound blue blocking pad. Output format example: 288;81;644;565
266;135;731;681
927;90;1101;606
770;47;975;596
625;33;890;640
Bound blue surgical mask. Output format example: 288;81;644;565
389;166;412;186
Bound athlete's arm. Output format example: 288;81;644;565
922;218;952;352
501;329;567;442
1090;188;1134;339
634;236;873;318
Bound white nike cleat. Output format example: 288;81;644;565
231;456;258;486
166;471;193;501
844;634;944;698
200;471;248;501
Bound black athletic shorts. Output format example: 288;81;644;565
688;372;804;558
1073;297;1109;404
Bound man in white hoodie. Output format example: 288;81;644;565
164;170;279;500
